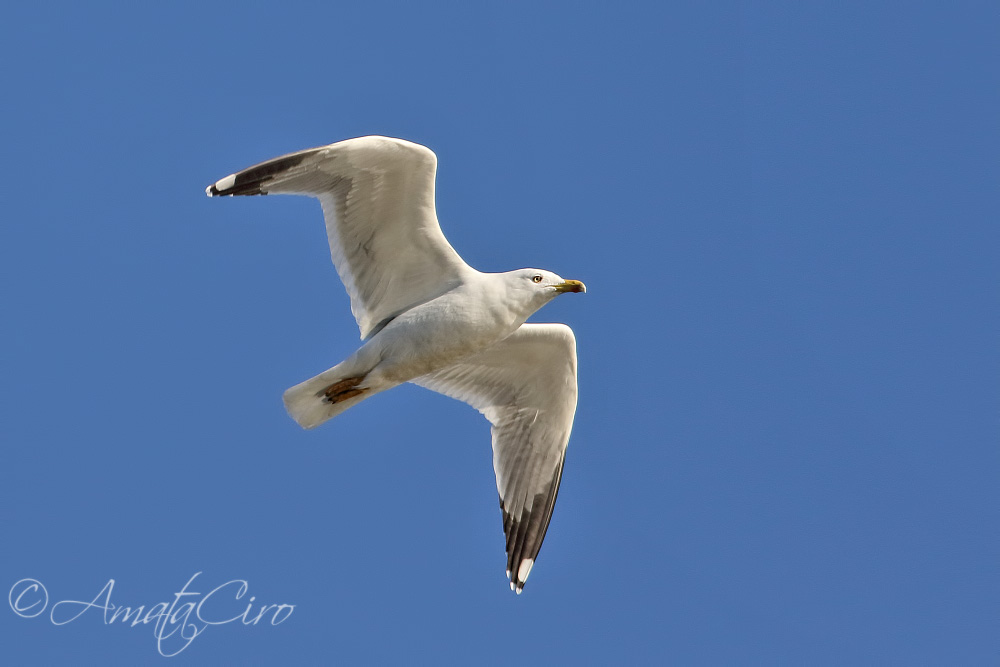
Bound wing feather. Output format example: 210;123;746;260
411;323;579;593
207;136;474;339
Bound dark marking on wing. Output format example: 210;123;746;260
207;150;312;196
500;450;567;593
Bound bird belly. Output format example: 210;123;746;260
365;297;516;384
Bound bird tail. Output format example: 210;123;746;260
283;363;386;429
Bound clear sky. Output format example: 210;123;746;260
3;2;997;664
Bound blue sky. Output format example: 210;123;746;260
2;2;997;664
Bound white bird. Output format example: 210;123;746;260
206;136;585;593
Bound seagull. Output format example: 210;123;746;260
206;136;585;593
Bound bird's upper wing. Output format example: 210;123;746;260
207;136;474;339
411;323;579;593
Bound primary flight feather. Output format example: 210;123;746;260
206;136;585;593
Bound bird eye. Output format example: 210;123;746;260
532;275;543;283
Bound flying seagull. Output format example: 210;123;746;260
206;136;585;593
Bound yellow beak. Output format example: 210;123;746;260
553;279;586;294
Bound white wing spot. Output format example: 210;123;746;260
517;558;534;584
214;173;236;193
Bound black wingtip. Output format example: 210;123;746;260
498;451;568;594
206;150;312;198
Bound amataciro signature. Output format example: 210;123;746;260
8;572;294;657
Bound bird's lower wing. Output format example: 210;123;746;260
206;136;473;339
411;323;579;593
